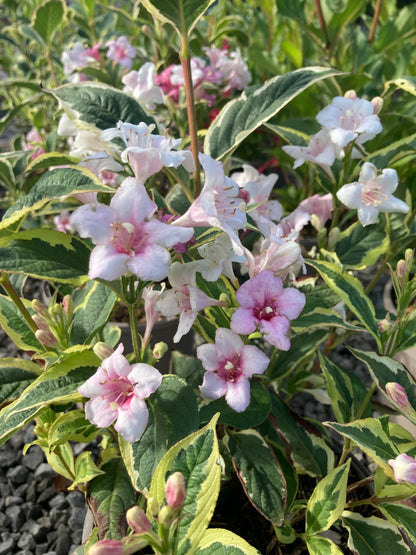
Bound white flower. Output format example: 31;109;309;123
337;162;409;226
282;129;340;172
122;63;165;110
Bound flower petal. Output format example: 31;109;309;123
200;371;227;400
225;377;251;412
115;395;149;443
128;363;163;399
89;245;129;281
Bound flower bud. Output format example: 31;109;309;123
385;382;409;409
35;329;58;348
147;496;159;518
311;213;324;232
327;227;340;251
344;89;357;100
32;299;48;318
32;314;49;331
377;318;391;333
157;505;175;527
126;506;152;534
88;539;123;555
62;294;74;319
396;259;408;288
371;96;383;115
165;472;186;509
388;453;416;484
93;342;114;360
405;249;414;271
153;342;168;360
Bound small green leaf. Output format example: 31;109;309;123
326;418;399;477
226;429;286;525
88;457;136;540
0;294;42;352
306;535;343;555
195;529;261;554
306;259;380;342
199;381;271;430
140;0;217;36
319;353;371;423
48;82;156;133
149;414;221;555
306;460;350;535
341;511;409;555
0;229;90;285
270;394;334;477
32;0;66;44
70;451;105;490
120;375;199;492
335;220;389;270
205;67;343;161
48;409;100;446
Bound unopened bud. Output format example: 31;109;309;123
126;506;152;534
327;227;340;251
385;382;410;409
50;302;64;322
157;505;175;527
153;342;168;360
93;342;114;360
147;496;159;518
87;538;123;555
371;96;383;115
165;472;186;509
32;314;49;331
344;89;357;100
62;295;74;319
35;329;58;348
311;213;324;232
32;299;48;318
378;318;391;333
219;292;231;308
405;249;414;271
396;260;408;288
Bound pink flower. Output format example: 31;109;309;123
154;65;181;103
230;270;305;350
122;63;165;110
388;454;416;484
88;539;123;555
53;211;72;233
156;262;222;343
298;193;333;228
101;121;195;183
316;94;382;148
106;36;136;69
165;472;187;509
142;284;165;346
198;327;269;412
282;129;339;173
70;177;194;281
336;162;408;226
173;154;247;255
244;235;303;281
78;344;162;443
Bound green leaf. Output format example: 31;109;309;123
199;381;271;430
140;0;217;36
0;348;99;445
349;348;416;426
88;457;136;540
48;82;156;133
195;529;261;554
319;352;371;423
327;0;367;45
292;306;363;332
0;229;90;285
32;0;65;44
2;166;111;229
306;259;380;342
48;409;100;446
341;511;410;555
71;281;117;345
270;394;334;477
326;418;399;477
0;358;42;405
306;460;350;535
368;132;416;169
335;220;389;270
204;67;343;161
306;535;343;555
263;123;310;146
26;152;80;173
379;502;416;545
70;451;105;490
385;76;416;97
120;375;199;492
149;414;221;555
0;294;42;351
226;429;286;525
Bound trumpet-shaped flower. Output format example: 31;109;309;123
197;233;245;284
106;36;136;69
173;153;247;255
122;63;165;110
70;177;194;281
231;270;305;350
78;344;162;443
282;129;339;173
198;328;269;412
156;262;222;343
316;95;382;148
336;162;408;226
101;121;195;183
388;454;416;484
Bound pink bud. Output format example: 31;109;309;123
371;96;383;115
152;342;168;360
32;314;49;331
35;329;58;348
396;259;408;284
126;506;152;534
88;539;123;555
93;342;114;360
385;382;410;409
32;299;48;318
165;472;186;509
388;453;416;484
344;89;357;100
378;318;391;333
62;294;74;318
